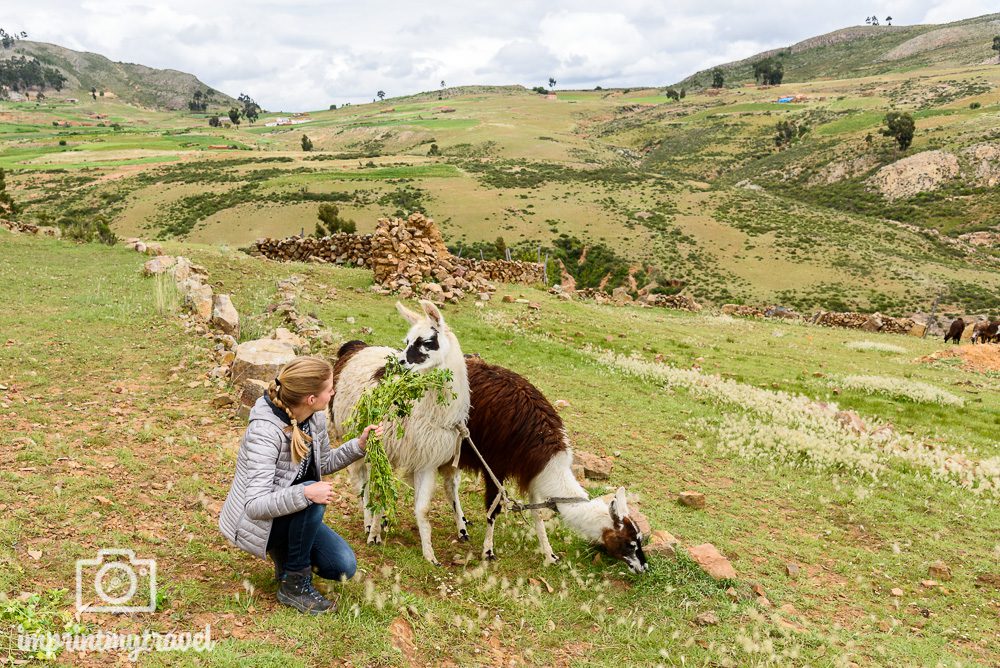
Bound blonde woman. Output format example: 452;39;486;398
219;356;382;614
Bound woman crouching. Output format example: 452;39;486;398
219;355;381;614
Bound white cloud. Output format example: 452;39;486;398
4;1;994;110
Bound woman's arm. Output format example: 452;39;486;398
316;411;366;475
241;421;312;520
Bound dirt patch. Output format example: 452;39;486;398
919;345;1000;373
879;26;972;61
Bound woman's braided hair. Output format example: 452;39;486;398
267;356;333;463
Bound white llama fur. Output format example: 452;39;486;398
330;300;470;565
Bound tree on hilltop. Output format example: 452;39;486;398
880;111;915;150
238;93;260;124
548;77;556;90
885;16;893;25
711;68;724;88
753;58;784;85
0;29;27;49
377;90;385;101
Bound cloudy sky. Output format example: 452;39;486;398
7;1;997;111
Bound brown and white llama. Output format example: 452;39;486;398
329;300;470;566
447;357;648;574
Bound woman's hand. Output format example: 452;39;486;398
357;424;384;452
303;481;334;505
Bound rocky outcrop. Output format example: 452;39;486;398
868;150;960;201
962;143;1000;188
812;310;914;335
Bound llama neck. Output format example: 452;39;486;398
441;330;470;421
530;450;613;544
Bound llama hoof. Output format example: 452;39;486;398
483;550;496;561
367;535;382;546
544;553;560;565
458;530;470;542
463;517;473;526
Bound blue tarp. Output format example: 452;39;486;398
777;96;794;103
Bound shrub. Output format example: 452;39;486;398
315;203;356;236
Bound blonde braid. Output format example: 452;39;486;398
268;378;313;464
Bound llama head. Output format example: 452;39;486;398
600;487;648;574
396;300;454;372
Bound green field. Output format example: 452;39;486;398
1;230;998;666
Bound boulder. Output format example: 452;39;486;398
928;560;952;581
211;294;240;338
230;339;296;386
271;327;309;353
688;543;737;579
239;378;270;407
143;256;176;275
185;284;214;321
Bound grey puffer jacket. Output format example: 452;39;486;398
218;395;364;559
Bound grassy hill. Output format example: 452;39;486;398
676;13;1000;89
1;228;998;665
1;40;235;110
1;20;999;318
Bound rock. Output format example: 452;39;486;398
236;405;252;421
230;339;297;386
785;562;800;578
211;294;240;338
693;611;719;626
239;379;269;408
756;596;772;608
478;292;491;301
271;327;308;353
646;530;678;557
611;287;632;303
688;544;737;579
553;399;570;410
928;561;952;581
134;241;147;254
907;322;927;338
212;394;235;409
571;463;585;481
678;491;706;509
208;365;230;378
920;579;939;588
145;242;164;256
835;410;866;435
890;587;904;597
725;587;740;602
573;451;613;480
502;295;515;303
143;256;176;275
186;284;214;321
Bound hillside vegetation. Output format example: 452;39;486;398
1;40;235;110
1;15;999;317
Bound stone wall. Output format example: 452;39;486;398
245;213;544;302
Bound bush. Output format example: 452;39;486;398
301;134;313;151
58;214;117;245
314;203;356;236
970;101;981;109
58;139;66;146
427;143;440;156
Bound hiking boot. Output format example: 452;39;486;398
276;567;335;614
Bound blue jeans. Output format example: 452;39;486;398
266;482;357;580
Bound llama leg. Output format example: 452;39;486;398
531;505;559;566
482;478;501;561
412;468;439;565
440;465;470;542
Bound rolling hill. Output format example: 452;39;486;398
1;16;998;318
676;13;1000;89
1;40;235;110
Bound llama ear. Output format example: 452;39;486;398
419;299;444;327
609;486;629;529
396;301;421;326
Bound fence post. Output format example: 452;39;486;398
924;293;940;339
543;253;549;285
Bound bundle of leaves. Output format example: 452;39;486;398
343;356;454;527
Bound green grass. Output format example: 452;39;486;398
2;232;999;665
